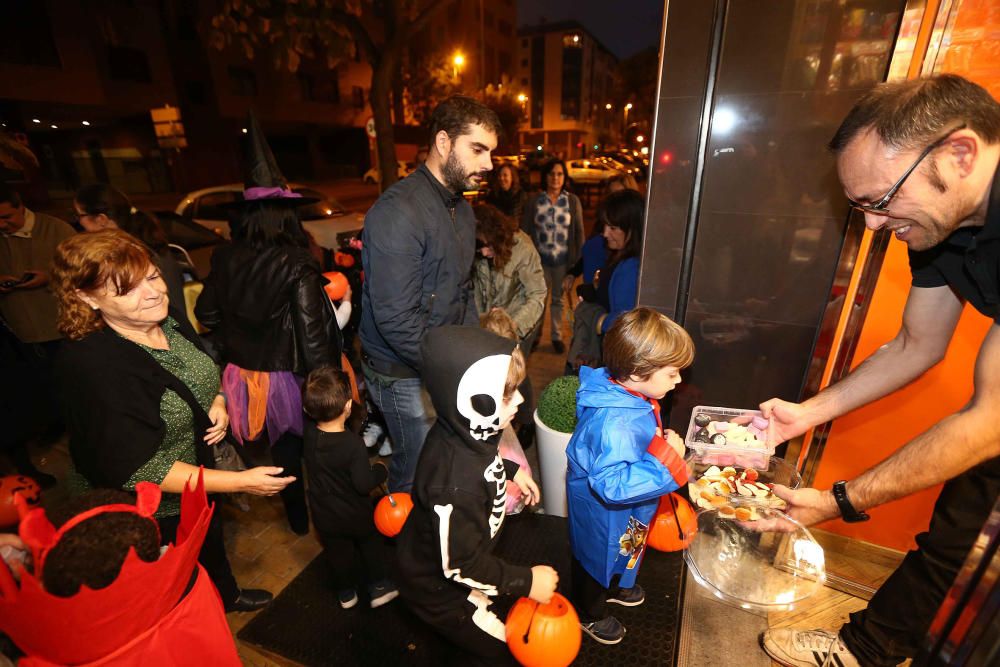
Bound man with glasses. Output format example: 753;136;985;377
760;74;1000;667
0;182;75;487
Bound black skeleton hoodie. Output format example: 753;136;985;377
396;326;533;619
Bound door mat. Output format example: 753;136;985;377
238;512;685;666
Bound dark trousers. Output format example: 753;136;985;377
159;505;240;606
239;432;309;531
840;456;1000;666
571;556;620;622
319;529;387;592
416;596;517;667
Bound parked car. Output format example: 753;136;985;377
363;160;414;184
155;211;226;280
175;183;365;252
592;155;639;177
567;159;622;185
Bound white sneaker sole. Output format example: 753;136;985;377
339;594;358;609
581;623;625;645
607;596;645;607
370;589;399;608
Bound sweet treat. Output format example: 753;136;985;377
690;465;785;511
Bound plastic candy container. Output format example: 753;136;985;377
685;503;826;612
685;406;775;470
689;456;802;511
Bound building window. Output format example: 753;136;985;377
530;36;544;129
0;2;60;67
227;66;258;96
176;14;198;41
499;51;512;76
484;9;494;28
521;77;528;87
562;33;582;48
299;70;340;103
108;46;151;83
498;20;512;37
561;42;582;120
184;81;207;105
352;86;365;109
520;57;528;68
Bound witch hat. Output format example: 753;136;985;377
227;110;317;208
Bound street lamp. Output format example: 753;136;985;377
636;135;644;143
517;93;527;104
452;52;466;80
622;103;633;141
605;103;612;110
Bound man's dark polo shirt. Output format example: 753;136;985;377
909;166;1000;324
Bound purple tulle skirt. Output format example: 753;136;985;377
222;364;303;445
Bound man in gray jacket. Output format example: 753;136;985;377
360;96;501;492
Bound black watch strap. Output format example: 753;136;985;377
833;480;870;523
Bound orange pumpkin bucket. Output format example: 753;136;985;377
373;492;413;537
321;271;349;301
0;475;41;528
647;492;698;552
505;592;581;667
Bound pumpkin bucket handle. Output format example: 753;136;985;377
669;493;687;541
522;599;540;644
380;483;398;508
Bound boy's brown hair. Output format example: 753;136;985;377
302;366;352;422
479;308;526;400
603;307;695;381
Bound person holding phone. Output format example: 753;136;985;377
0;182;75;487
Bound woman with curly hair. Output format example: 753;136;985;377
51;229;290;612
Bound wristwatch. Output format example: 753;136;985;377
832;480;870;523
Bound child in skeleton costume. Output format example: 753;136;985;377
395;326;556;663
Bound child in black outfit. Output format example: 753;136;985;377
302;366;398;609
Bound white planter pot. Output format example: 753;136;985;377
534;409;572;518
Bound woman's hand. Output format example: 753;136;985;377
513;469;541;506
204;395;229;445
239;467;296;496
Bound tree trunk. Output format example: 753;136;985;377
372;57;399;190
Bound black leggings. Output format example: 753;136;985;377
319;529;387;591
239;431;309;530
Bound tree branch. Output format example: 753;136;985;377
326;8;378;64
397;0;459;45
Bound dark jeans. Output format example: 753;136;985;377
238;432;309;531
840;456;1000;666
319;530;387;592
571;556;621;622
159;505;240;606
363;366;435;494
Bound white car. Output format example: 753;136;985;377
567;160;622;185
175;184;365;251
363;160;413;184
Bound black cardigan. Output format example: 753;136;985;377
55;312;218;490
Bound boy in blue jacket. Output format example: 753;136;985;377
566;307;694;645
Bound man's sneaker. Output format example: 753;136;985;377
378;436;393;457
338;589;358;609
362;419;385;449
761;628;861;667
581;616;625;645
608;584;645;607
368;580;399;608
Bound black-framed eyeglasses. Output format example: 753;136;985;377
847;123;966;216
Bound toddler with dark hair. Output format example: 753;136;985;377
302;366;398;609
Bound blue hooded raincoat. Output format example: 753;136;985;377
566;366;687;589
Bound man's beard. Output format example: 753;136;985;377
442;151;480;193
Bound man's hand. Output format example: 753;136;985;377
204;395;229;445
766;484;840;528
513;469;541;506
759;399;817;446
528;564;559;604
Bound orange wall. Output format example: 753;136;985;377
810;0;999;552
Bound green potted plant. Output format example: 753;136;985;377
534;375;580;517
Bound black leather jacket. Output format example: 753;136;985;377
195;243;341;375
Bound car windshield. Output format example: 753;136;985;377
292;188;346;220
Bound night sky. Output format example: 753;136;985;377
517;0;665;59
